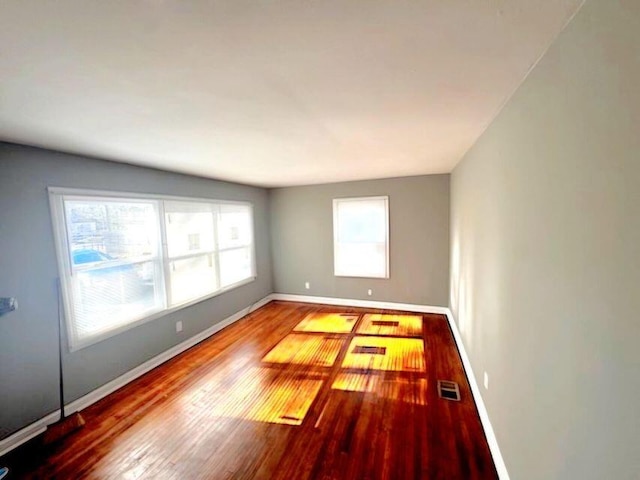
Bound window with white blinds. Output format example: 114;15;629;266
333;196;389;278
49;189;256;351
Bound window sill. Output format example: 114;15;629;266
69;276;257;352
334;273;390;279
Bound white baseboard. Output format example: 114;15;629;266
444;309;510;480
270;293;450;315
0;410;60;458
64;294;273;416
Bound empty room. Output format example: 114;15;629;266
0;1;638;479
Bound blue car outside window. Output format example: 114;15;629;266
72;249;113;265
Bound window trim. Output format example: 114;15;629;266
48;187;257;352
332;195;390;279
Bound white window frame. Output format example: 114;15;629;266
333;195;390;279
48;187;257;352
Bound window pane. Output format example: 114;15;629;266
219;247;252;288
169;254;218;306
334;197;388;278
337;199;386;243
335;243;387;278
165;201;215;258
63;198;164;346
218;204;252;249
71;260;162;342
65;199;159;264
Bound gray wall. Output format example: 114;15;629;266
270;175;449;306
0;143;273;440
450;1;640;479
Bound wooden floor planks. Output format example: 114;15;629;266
2;301;497;479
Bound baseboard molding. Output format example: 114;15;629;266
270;293;450;315
0;410;60;458
64;294;273;416
444;309;510;480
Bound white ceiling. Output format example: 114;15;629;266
0;1;583;187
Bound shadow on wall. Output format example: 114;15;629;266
450;229;475;354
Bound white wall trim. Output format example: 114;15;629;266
0;410;61;458
271;293;509;479
444;309;510;480
64;294;273;416
270;293;450;315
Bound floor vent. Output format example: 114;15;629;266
437;380;461;401
280;415;301;422
371;320;400;327
353;346;387;355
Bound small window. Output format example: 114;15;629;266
333;196;389;278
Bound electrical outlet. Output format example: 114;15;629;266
484;371;489;390
176;321;183;333
305;281;310;290
367;289;372;296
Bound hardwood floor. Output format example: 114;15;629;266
3;301;497;479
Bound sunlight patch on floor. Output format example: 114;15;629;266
262;333;345;367
356;314;423;337
332;373;428;405
293;312;359;333
342;336;426;372
209;368;325;426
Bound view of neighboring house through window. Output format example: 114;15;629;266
49;189;255;351
217;203;254;288
165;201;218;306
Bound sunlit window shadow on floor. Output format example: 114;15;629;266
342;336;426;372
209;312;427;427
209;368;326;426
293;312;359;333
262;333;345;367
357;313;423;337
332;373;428;406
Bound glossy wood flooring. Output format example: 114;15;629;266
3;301;497;479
